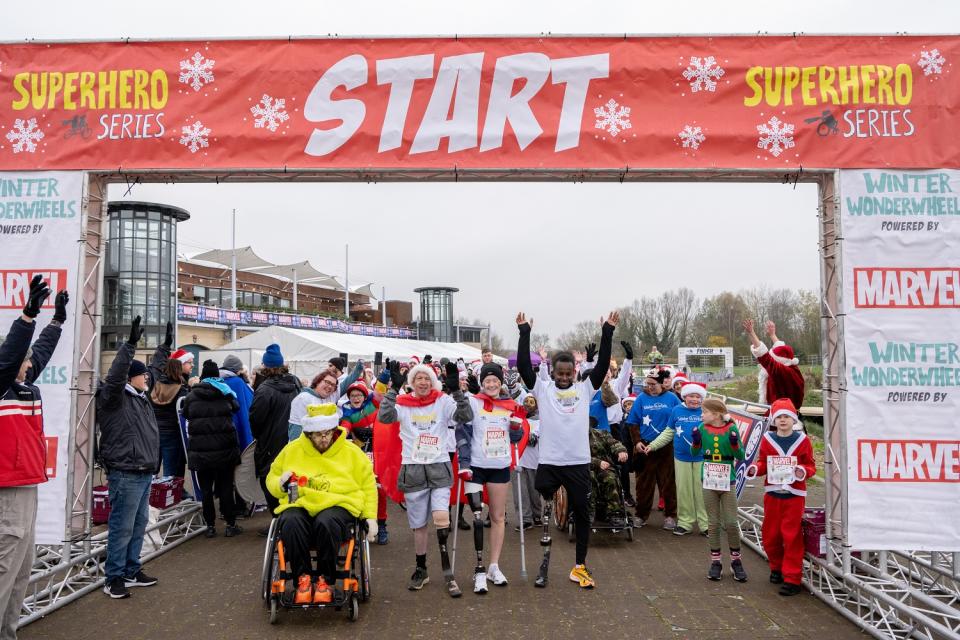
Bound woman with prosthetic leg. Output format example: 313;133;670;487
377;359;473;597
456;362;526;594
515;310;618;589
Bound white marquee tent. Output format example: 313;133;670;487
202;325;504;380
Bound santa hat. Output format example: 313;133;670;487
407;355;421;367
673;372;689;386
769;398;799;424
681;381;707;399
171;348;194;364
770;341;800;367
407;363;442;391
622;393;637;408
301;403;340;433
345;381;370;398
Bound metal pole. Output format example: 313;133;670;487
381;286;386;327
344;243;350;318
487;324;492;351
515;451;527;580
230;208;237;342
292;267;298;311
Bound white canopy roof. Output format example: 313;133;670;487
247;261;341;289
190;246;272;271
213;326;504;373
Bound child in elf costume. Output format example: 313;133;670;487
747;398;816;596
691;398;747;582
340;375;390;544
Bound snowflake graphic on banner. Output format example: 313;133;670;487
5;118;44;153
682;56;725;93
594;99;631;137
678;125;705;150
757;116;795;158
179;121;211;153
179;51;216;92
250;95;289;132
918;49;946;76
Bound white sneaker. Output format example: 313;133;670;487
473;571;488;594
486;564;508;586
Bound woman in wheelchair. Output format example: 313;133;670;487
266;404;378;605
588;418;630;528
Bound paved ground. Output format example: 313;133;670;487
21;481;864;640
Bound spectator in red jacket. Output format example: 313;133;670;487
0;276;66;639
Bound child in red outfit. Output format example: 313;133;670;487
747;398;816;596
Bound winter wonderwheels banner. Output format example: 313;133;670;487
841;168;960;551
0;36;957;171
0;171;83;545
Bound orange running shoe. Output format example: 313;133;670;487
294;574;313;604
313;577;333;604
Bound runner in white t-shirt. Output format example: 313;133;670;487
378;360;472;597
515;310;619;590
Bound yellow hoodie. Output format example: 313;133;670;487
266;427;377;519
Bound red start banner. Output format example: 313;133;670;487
0;35;957;171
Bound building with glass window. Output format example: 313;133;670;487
414;286;458;343
103;202;190;350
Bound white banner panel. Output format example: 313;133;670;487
0;171;83;545
841;169;960;551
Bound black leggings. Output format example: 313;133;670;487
278;506;353;582
535;463;592;565
197;466;236;527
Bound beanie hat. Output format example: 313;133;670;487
479;362;504;385
769;398;799;424
262;343;284;368
200;359;220;380
301;403;340;433
406;363;441;391
770;341;800;367
171;348;194;364
128;359;148;378
345;381;370;398
328;357;346;372
221;354;243;374
646;368;670;384
681;381;708;399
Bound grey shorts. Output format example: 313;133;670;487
396;461;453;493
403;487;452;529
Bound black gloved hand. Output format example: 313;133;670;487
128;316;144;346
163;321;174;348
443;362;459;393
23;275;51;319
729;430;740;448
620;340;633;360
53;290;69;323
691;427;702;449
466;372;480;395
388;360;405;392
423;354;432;365
526;433;538;447
585;342;597;363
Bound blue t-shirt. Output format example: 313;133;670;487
668;404;702;462
626;391;679;442
589;390;610;431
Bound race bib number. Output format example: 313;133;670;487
483;427;509;459
413;434;441;463
703;462;731;492
768;455;797;485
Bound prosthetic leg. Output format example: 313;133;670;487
535;498;553;588
434;511;461;598
464;484;487;594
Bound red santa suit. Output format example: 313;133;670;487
751;400;816;586
750;340;805;413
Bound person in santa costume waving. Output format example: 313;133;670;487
747;398;816;596
742;319;805;416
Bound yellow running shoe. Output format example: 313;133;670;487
569;564;596;589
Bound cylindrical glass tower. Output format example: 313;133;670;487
414;286;458;343
103;201;190;350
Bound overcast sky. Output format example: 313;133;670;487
6;1;956;342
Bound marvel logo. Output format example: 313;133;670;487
854;268;960;308
858;439;960;482
0;270;67;308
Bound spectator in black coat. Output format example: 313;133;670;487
183;360;242;538
249;344;301;525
